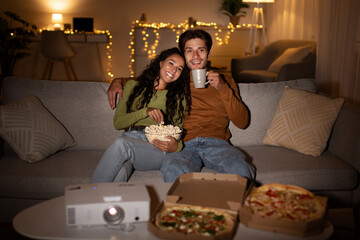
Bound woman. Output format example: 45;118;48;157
91;47;191;182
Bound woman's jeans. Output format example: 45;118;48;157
161;137;255;182
91;130;166;182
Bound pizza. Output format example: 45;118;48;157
244;183;326;222
155;205;235;237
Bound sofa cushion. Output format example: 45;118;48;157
0;95;76;163
0;149;212;201
263;87;344;156
242;146;358;191
0;150;102;200
1;77;120;151
229;79;317;147
268;45;312;73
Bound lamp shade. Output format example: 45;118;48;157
243;0;274;3
52;13;63;23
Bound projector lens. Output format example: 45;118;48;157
108;207;117;215
103;205;124;225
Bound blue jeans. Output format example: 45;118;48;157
90;130;166;183
160;137;255;182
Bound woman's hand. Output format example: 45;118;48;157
152;137;178;152
146;108;164;123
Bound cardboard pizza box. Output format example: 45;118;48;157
148;172;248;240
239;185;328;237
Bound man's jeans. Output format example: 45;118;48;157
161;137;255;182
91;130;166;182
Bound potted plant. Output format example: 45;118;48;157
221;0;249;26
0;11;37;78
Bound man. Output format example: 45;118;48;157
107;30;255;182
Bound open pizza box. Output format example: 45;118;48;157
148;172;249;240
239;184;328;237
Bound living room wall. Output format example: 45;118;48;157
2;0;359;104
0;0;256;81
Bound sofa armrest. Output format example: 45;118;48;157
277;60;316;81
329;103;360;173
231;55;272;82
231;55;270;71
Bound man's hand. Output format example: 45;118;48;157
152;137;178;152
207;71;225;90
146;108;164;123
107;78;123;110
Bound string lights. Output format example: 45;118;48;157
128;19;263;77
103;30;114;79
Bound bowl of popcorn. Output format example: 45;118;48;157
145;124;182;143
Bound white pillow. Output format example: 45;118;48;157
268;45;312;73
0;95;76;163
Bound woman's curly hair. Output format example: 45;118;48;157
126;47;191;125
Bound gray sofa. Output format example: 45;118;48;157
1;76;359;223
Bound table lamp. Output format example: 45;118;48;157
243;0;274;55
52;13;63;30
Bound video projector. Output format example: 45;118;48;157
65;183;150;227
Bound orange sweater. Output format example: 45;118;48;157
183;75;249;143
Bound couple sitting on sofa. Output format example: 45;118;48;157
91;29;255;184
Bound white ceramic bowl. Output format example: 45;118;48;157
145;125;182;143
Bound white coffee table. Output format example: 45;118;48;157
13;185;334;240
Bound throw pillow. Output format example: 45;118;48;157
229;79;317;147
0;95;76;163
263;87;344;156
268;45;312;73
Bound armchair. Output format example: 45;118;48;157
231;39;316;83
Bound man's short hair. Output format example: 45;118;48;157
178;30;213;54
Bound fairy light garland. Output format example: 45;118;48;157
90;29;113;80
103;30;114;79
128;19;263;77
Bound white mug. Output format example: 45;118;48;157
191;69;209;88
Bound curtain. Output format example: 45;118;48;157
266;0;318;42
266;0;360;104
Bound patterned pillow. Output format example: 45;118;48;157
0;95;76;163
263;87;344;156
268;45;312;73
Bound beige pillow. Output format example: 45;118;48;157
0;95;76;163
268;45;312;73
263;87;344;156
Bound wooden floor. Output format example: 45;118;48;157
1;208;359;240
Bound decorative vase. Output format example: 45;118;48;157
230;15;240;26
139;13;146;24
188;17;197;26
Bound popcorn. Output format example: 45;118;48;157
145;123;182;143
